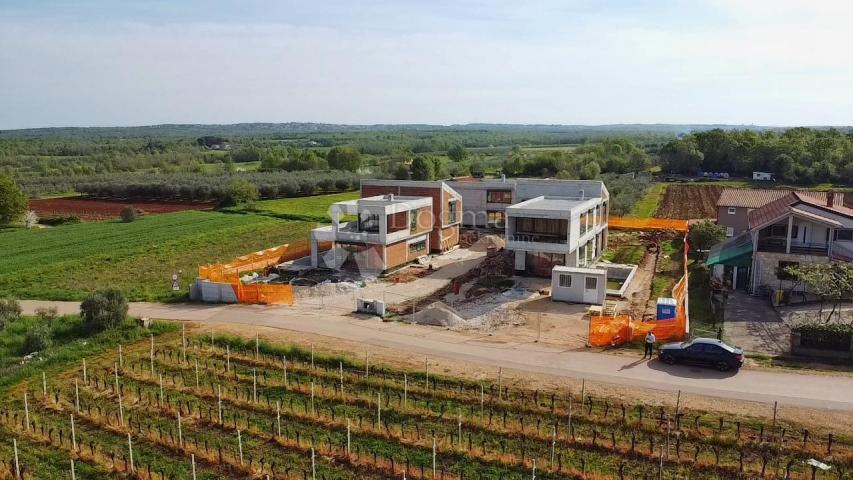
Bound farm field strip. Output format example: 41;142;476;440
28;197;215;220
654;185;723;220
3;332;850;479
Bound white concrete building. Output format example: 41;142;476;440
505;194;608;276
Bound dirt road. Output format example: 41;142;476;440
21;295;853;412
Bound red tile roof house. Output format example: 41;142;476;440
716;188;846;237
708;190;853;295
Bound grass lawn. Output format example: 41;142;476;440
629;182;667;217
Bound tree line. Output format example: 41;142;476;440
73;171;360;202
659;128;853;184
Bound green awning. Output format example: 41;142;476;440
706;233;753;267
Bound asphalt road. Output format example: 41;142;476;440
21;299;853;411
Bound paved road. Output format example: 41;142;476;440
22;298;853;411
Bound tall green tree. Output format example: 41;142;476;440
447;144;469;163
410;156;435;180
0;175;27;225
326;146;362;172
690;220;726;251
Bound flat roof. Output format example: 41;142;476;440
506;195;594;212
552;265;607;275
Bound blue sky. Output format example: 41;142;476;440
1;0;851;129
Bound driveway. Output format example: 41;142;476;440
21;296;853;411
723;291;790;356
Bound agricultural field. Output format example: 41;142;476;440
244;191;360;222
1;329;849;479
628;183;667;218
29;197;214;221
0;192;352;301
654;185;723;220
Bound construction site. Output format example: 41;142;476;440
189;178;691;351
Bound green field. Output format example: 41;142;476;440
0;192;353;302
629;182;667;217
245;191;360;221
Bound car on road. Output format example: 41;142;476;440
659;337;744;372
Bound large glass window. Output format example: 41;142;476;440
359;213;380;232
448;201;458;223
487;211;506;228
410;210;419;231
487;190;513;204
835;229;853;241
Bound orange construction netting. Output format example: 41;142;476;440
588;236;690;347
198;240;332;305
608;216;689;232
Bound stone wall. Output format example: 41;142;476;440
753;251;830;292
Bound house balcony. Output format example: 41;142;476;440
506;233;570;254
756;239;828;256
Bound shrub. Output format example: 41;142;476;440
21;325;52;354
23;210;39;228
35;306;59;323
39;215;81;226
222;178;259;206
0;298;21;328
120;206;138;223
80;289;128;331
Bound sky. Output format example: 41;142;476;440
1;0;852;129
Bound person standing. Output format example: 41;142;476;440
643;331;656;359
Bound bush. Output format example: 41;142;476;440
222;178;259;206
39;215;81;226
0;298;21;328
80;289;128;331
21;325;52;354
35;306;59;323
120;206;138;223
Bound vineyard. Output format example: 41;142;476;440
1;329;849;479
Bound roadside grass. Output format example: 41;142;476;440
0;209;316;301
0;314;176;393
629;182;667;217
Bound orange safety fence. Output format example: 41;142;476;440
197;240;332;305
589;235;691;347
608;216;689;232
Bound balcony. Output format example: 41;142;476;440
506;233;570;254
757;238;828;256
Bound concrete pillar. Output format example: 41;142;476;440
514;250;526;272
732;266;738;290
786;215;793;254
310;237;319;268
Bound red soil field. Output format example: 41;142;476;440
29;197;215;220
654;184;723;219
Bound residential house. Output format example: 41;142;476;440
716;188;845;237
708;191;853;294
310;194;436;273
505;195;608;276
445;177;609;230
360;180;463;252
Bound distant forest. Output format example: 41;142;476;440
2;123;851;204
660;128;853;184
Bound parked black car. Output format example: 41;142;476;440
659;338;744;372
